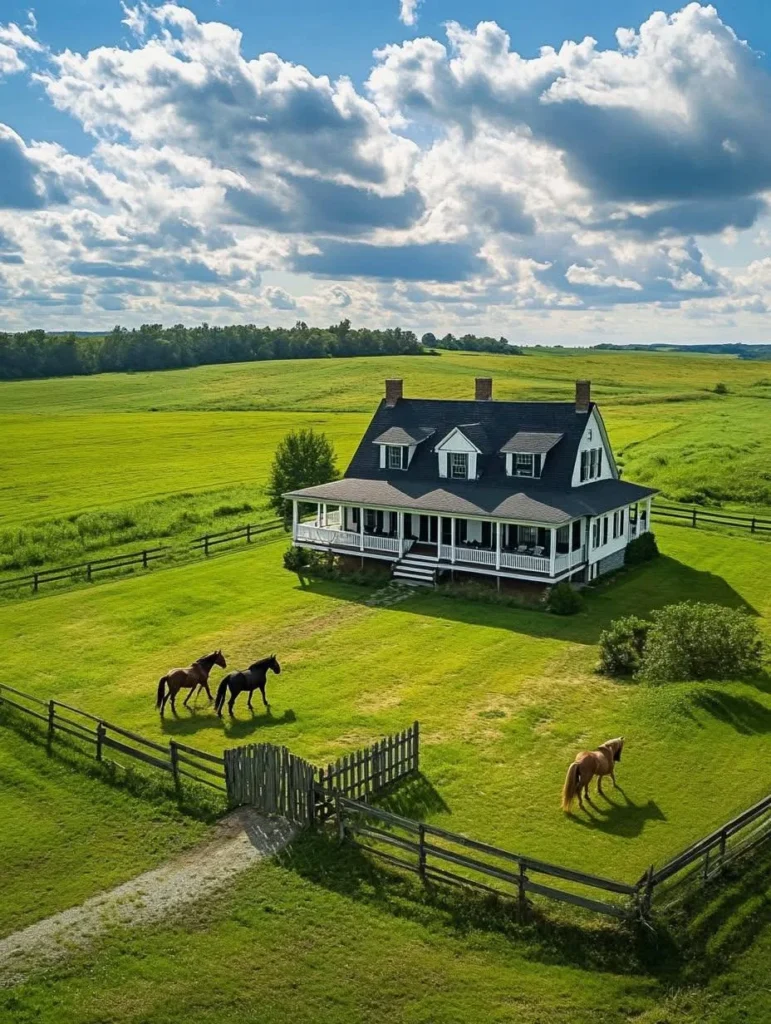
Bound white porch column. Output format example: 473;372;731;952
292;499;299;539
438;516;443;555
549;526;556;577
321;502;327;528
359;507;365;551
397;511;404;554
495;521;501;571
645;498;652;532
450;517;456;563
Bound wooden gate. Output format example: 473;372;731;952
225;743;317;826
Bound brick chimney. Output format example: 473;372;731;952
475;377;493;401
385;379;403;407
575;380;591;414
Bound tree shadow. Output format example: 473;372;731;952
690;688;771;734
299;555;757;648
566;787;667;838
375;772;451;819
160;707;297;738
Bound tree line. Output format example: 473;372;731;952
0;320;525;381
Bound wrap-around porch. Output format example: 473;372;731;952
292;501;588;579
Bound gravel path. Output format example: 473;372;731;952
0;808;297;987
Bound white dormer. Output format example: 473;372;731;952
372;425;435;472
434;427;481;481
500;432;563;479
571;408;616;486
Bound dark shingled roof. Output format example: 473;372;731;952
372;425;435;446
500;431;564;455
286;394;657;522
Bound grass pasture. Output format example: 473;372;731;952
1;348;771;573
2;524;769;888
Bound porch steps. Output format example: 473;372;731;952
392;551;438;588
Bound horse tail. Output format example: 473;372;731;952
156;675;168;709
562;761;581;811
214;676;229;715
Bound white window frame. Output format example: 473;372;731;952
450;452;469;480
387;445;405;471
514;452;535;477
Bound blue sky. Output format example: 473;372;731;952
2;2;771;342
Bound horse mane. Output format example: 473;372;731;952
197;651;220;667
248;655;275;670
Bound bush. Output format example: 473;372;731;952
283;545;310;573
714;382;729;394
641;602;764;683
624;531;659;566
598;616;650;676
438;580;546;611
546;582;583;616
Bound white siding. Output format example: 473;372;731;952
586;505;631;569
435;428;479;480
572;409;614;487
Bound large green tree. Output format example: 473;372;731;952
267;428;338;527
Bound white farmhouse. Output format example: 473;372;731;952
285;378;656;586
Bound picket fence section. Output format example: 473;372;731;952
317;723;419;805
224;743;317;826
0;683;226;795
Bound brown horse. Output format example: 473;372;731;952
561;737;625;811
156;650;227;716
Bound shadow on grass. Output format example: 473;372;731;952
566;787;667;838
299;555;757;647
690;688;771;734
160;706;297;739
375;772;451;819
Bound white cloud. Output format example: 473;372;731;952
399;1;422;27
0;21;42;76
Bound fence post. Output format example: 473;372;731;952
33;572;39;593
47;700;55;747
170;740;181;793
142;550;148;569
413;721;420;773
246;524;252;544
692;508;697;528
517;862;527;922
418;824;427;881
86;562;92;582
96;721;105;762
204;536;210;557
751;518;756;535
335;791;344;843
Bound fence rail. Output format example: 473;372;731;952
653;502;771;535
317;723;418;807
336;797;637;920
0;683;226;795
190;519;283;556
0;547;170;594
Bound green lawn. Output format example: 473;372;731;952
2;350;770;573
2;523;768;888
0;727;212;937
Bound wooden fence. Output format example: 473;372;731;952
637;792;771;914
335;797;639;920
190;519;283;557
317;723;419;805
654;502;771;535
224;743;317;826
0;546;169;594
0;683;226;796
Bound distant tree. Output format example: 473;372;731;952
421;332;437;347
267;429;339;527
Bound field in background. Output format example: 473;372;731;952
2;348;770;572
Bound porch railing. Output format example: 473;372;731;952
364;535;400;554
554;547;586;573
295;523;400;554
500;551;550;573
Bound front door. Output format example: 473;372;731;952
418;515;438;544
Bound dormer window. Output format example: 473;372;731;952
387;445;408;470
450;452;469;480
515;453;535;477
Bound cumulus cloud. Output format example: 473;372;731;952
0;20;41;76
399;1;422;27
4;3;771;334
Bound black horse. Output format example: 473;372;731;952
214;655;281;717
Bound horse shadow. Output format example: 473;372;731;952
160;706;296;737
566;786;666;837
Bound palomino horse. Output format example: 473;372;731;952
156;650;227;716
561;737;625;811
214;655;281;717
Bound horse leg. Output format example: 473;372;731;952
247;688;254;711
170;685;179;715
260;684;269;709
228;689;237;717
203;679;213;702
597;775;604;797
183;684;194;708
610;769;618;788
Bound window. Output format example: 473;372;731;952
387;445;406;470
450;452;468;479
602;516;609;545
579;446;605;483
580;451;589;482
520;525;537;546
612;511;620;538
589;448;597;478
515;453;534;477
592;519;601;549
556;525;570;553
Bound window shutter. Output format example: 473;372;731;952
402;446;409;469
597;448;603;476
534;454;542;477
580;450;588;481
